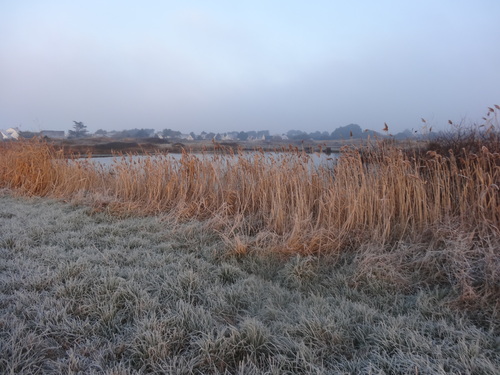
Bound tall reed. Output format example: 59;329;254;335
1;136;498;249
1;119;499;307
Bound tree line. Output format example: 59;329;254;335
68;122;417;141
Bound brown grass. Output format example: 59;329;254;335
1;112;499;311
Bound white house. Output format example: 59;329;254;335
7;128;20;139
0;128;20;140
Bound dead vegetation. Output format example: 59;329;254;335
0;108;499;316
0;196;499;374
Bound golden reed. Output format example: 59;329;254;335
1;137;498;254
1;123;499;310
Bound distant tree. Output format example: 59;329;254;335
256;130;270;139
94;129;108;136
134;129;153;138
110;128;155;139
247;131;257;139
308;131;332;140
393;129;413;140
287;130;309;140
237;131;249;141
330;124;363;140
68;121;88;138
309;131;323;140
161;128;182;139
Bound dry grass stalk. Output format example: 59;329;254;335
1;138;499;249
1;127;499;307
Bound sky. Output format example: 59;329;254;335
1;0;499;135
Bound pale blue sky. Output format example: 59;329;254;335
1;0;499;134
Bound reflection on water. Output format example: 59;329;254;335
77;152;338;169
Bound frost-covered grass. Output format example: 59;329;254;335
1;195;498;374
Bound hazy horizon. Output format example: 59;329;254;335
1;1;499;135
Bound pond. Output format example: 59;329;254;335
77;151;338;169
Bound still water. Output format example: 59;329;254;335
78;152;337;169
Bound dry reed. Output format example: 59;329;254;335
1;114;499;309
1;136;499;248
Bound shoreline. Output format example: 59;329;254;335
42;137;351;157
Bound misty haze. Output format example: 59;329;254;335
1;1;499;135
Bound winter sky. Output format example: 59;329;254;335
1;0;499;134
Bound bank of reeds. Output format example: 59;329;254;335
0;113;499;311
1;134;498;247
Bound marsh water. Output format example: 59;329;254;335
77;151;338;169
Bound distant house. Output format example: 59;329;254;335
40;130;65;139
0;127;21;140
222;133;236;141
7;128;20;139
18;131;38;139
248;134;267;142
178;134;194;140
221;132;239;141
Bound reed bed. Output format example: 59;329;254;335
1;137;498;247
0;118;499;310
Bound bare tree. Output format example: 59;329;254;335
68;121;88;138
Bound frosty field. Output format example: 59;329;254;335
0;194;498;374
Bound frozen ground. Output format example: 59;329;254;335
0;194;498;374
